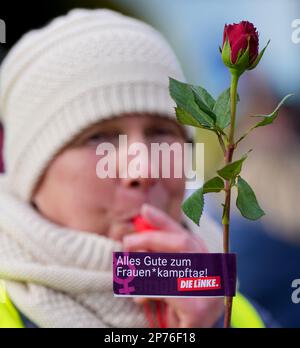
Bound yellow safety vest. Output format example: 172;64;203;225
0;287;265;328
0;287;24;328
231;293;265;328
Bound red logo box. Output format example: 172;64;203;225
177;276;221;291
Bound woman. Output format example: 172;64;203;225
0;8;225;328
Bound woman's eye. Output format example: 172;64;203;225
86;132;119;144
147;128;179;138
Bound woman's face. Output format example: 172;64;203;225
32;113;187;241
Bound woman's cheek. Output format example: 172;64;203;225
53;147;114;207
79;148;117;205
164;176;186;222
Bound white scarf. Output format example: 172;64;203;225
0;176;222;328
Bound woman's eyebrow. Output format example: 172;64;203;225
147;120;186;135
84;124;122;135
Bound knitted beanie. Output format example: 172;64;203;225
0;8;192;202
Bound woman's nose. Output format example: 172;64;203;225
119;153;158;190
121;175;157;190
118;136;158;190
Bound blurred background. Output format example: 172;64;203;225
0;0;299;327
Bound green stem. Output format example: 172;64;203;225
228;72;239;145
223;71;240;329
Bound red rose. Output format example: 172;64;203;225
221;21;269;75
223;21;259;65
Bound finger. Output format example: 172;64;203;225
163;297;224;328
109;222;135;241
133;297;148;304
133;297;161;304
123;231;205;252
167;304;180;328
123;231;180;252
141;204;183;233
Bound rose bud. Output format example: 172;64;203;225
221;20;270;76
132;215;156;233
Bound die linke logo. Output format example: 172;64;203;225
178;276;221;291
0;19;6;44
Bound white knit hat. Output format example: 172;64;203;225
0;8;192;202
